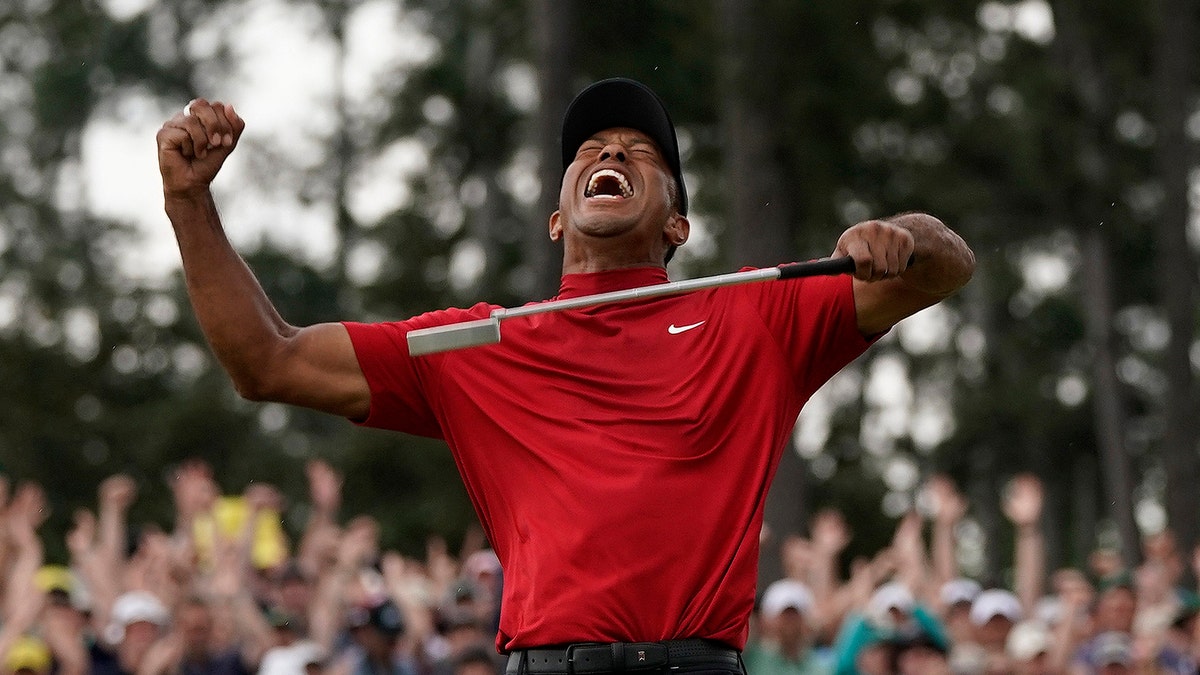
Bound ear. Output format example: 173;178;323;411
548;210;562;242
664;213;690;247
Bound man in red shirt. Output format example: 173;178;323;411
157;78;974;675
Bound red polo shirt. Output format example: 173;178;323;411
342;266;873;652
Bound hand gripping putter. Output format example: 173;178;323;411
406;256;858;357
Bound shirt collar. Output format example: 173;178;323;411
555;266;670;300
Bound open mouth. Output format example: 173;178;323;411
585;169;634;199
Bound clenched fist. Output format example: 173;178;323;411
156;98;245;198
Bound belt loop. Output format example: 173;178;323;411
518;650;528;675
611;643;624;672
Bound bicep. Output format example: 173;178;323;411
266;322;370;420
852;277;949;336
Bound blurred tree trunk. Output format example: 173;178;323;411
1051;0;1141;567
321;0;359;314
529;0;576;298
1152;0;1200;556
1072;456;1100;565
717;0;792;268
716;0;804;585
1081;230;1140;568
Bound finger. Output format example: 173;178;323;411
158;123;197;159
180;112;210;159
858;237;888;282
205;101;234;147
187;97;230;152
214;101;246;147
883;240;903;279
839;239;875;281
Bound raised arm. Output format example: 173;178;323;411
832;212;975;336
156;99;369;418
1002;473;1046;614
925;474;968;593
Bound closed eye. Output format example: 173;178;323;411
575;144;603;159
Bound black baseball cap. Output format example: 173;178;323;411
560;78;688;215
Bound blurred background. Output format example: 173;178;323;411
0;0;1196;586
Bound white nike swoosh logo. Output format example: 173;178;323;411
668;321;706;335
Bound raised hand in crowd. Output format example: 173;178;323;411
381;550;437;647
891;510;931;602
299;459;343;575
168;459;218;546
806;509;851;633
426;535;460;600
98;474;137;563
4;483;47;619
310;515;381;652
208;516;274;668
924;474;968;595
1003;473;1046;614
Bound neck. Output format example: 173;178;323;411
561;238;666;275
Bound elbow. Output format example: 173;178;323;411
226;356;290;402
230;372;274;402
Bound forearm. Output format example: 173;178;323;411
4;540;41;620
1013;524;1044;612
166;191;296;399
931;521;957;589
72;550;118;628
309;565;355;652
97;506;127;575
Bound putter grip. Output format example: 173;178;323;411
777;257;857;279
777;253;917;280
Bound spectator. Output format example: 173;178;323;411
939;577;982;647
257;639;325;675
969;588;1024;653
889;630;950;675
1005;620;1053;675
449;645;501;675
1082;631;1136;675
136;595;252;675
429;607;501;675
743;578;831;675
335;597;417;675
832;581;948;675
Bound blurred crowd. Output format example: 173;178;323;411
1;465;1197;675
746;474;1200;675
0;460;503;675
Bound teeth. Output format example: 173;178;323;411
586;169;633;198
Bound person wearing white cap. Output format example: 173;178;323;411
832;582;949;675
938;577;981;653
743;579;831;675
949;587;1024;674
89;590;171;675
1004;620;1054;675
970;589;1024;648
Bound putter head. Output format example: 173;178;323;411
406;318;501;356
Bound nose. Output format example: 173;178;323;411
598;143;626;163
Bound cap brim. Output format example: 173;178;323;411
561;78;687;214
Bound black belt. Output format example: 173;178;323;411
505;638;741;675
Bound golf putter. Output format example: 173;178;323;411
406;256;858;356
